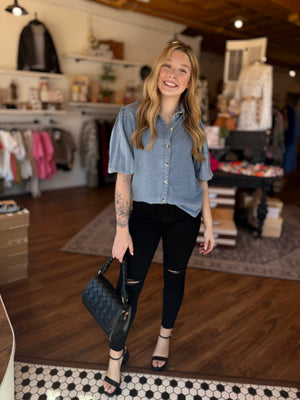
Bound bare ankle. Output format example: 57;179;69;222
110;349;123;358
159;327;172;339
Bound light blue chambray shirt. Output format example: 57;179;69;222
108;102;213;217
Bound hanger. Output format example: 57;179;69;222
30;12;42;25
48;119;62;137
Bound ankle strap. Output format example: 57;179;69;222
109;348;125;361
159;333;172;339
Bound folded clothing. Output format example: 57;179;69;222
218;161;284;177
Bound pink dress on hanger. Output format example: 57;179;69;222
33;131;57;179
41;130;57;178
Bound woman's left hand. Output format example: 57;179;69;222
199;228;215;255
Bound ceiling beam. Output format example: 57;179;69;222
268;0;300;13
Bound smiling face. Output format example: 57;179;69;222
157;50;192;101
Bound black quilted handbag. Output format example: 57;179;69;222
82;256;132;341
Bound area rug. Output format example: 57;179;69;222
61;203;300;281
15;361;299;400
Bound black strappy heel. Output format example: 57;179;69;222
104;347;129;397
151;334;172;372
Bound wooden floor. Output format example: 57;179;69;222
1;171;300;387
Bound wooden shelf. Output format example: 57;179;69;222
63;53;144;68
0;109;67;116
68;101;123;109
0;69;65;79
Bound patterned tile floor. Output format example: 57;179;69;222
15;362;300;400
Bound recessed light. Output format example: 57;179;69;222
234;18;244;29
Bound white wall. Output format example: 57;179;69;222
0;0;201;196
199;51;224;106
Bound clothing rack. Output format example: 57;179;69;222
0;119;41;128
0;118;60;128
81;110;118;118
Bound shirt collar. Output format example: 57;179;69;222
157;102;185;124
160;103;185;117
178;102;185;115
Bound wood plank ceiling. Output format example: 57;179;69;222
87;0;300;69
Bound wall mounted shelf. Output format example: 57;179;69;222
0;109;67;116
68;101;122;109
0;69;65;80
63;53;144;68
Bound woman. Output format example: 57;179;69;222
104;41;215;396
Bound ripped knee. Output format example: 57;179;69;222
127;279;142;285
168;268;182;274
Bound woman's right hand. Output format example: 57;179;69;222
112;228;134;263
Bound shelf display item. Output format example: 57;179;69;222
89;81;100;103
9;80;18;102
205;126;222;148
88;39;124;60
100;64;116;103
70;75;89;102
198;77;210;126
28;87;42;110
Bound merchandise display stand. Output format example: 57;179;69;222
0;296;15;400
210;172;279;238
210;128;282;238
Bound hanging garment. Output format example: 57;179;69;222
283;105;300;174
80;120;99;173
96;120;114;185
32;131;57;179
17;19;61;73
22;130;41;198
265;107;285;165
0;130;19;185
234;63;273;130
80;120;100;187
11;130;33;180
49;128;77;170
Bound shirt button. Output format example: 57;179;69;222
170;127;174;132
163;181;167;184
162;198;166;202
166;143;170;148
164;163;169;167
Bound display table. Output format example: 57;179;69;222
0;296;15;400
210;171;280;238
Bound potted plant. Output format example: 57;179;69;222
100;88;115;103
100;64;116;103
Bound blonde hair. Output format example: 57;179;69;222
131;41;206;162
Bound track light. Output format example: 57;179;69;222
5;0;28;16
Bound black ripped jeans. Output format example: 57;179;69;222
110;201;201;351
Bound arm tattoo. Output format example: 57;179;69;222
115;191;130;228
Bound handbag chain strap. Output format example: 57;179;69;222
98;256;129;304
